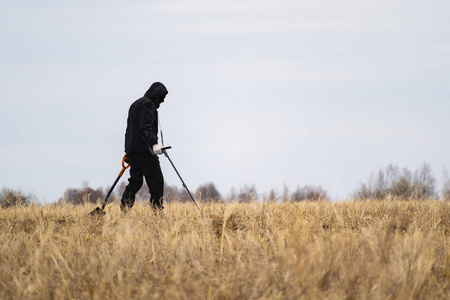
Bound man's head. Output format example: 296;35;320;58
144;82;168;106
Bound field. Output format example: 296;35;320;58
1;200;449;299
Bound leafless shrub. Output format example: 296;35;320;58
228;185;257;203
61;182;105;205
354;163;437;200
197;182;222;202
0;187;31;208
164;183;183;203
291;185;328;201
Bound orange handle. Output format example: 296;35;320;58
122;156;130;169
119;156;130;176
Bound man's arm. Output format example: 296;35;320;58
138;102;158;147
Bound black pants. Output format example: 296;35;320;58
121;151;164;210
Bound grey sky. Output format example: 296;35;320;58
1;0;449;202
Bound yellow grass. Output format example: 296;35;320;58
1;200;449;299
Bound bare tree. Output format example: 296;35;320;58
62;182;105;205
0;188;31;208
412;164;436;198
115;181;127;200
164;183;182;203
235;185;257;203
227;188;237;202
197;182;222;202
354;163;437;200
291;185;328;201
263;189;277;202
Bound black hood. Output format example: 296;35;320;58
144;82;168;107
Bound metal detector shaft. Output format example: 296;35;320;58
162;148;200;210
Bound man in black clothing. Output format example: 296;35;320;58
121;82;168;212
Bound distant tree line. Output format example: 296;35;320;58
57;181;328;205
2;163;450;208
58;181;224;205
353;163;442;200
53;163;450;204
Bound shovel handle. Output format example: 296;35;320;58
122;156;130;169
119;156;130;176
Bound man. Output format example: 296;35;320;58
121;82;168;212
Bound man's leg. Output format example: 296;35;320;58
133;152;164;210
121;154;144;211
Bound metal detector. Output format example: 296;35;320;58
162;147;200;210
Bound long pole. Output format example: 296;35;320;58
162;148;200;210
89;156;129;216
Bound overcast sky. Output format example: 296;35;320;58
1;0;449;202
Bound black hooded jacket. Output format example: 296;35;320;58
124;82;168;154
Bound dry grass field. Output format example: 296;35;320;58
1;199;449;299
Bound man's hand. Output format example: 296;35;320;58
153;144;162;155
